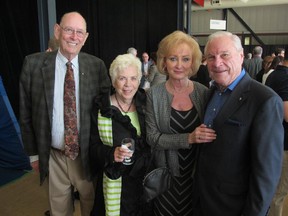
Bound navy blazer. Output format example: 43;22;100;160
196;73;284;216
19;50;111;183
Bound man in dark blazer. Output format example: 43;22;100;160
196;31;284;216
19;12;111;216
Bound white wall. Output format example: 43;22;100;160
190;4;288;46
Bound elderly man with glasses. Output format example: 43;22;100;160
19;11;111;216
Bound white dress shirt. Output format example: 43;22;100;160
51;51;80;149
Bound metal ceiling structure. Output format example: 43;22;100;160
192;0;288;11
184;0;288;45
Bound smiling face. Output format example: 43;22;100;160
165;43;193;81
113;65;140;102
205;36;244;88
54;12;89;61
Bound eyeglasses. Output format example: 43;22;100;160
60;26;86;38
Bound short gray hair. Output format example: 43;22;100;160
204;31;243;55
253;46;263;55
127;47;137;56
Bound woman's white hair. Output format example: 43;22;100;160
109;53;142;84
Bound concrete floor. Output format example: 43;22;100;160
0;171;287;216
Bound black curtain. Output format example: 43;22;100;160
0;0;178;119
55;0;178;67
2;0;288;122
0;0;40;119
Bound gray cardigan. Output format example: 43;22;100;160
145;81;210;176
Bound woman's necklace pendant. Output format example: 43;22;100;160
115;94;133;114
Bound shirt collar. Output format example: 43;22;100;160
211;69;245;92
228;69;245;91
57;50;79;69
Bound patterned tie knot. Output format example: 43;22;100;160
66;61;72;68
65;62;75;91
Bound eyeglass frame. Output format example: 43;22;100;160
59;25;87;38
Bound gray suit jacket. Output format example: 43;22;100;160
19;50;111;184
145;81;210;176
147;65;167;87
197;73;284;216
243;57;263;79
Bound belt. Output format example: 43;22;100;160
51;147;81;154
51;147;65;154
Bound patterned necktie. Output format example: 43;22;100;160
64;61;79;160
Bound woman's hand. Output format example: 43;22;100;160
188;124;216;144
114;146;133;163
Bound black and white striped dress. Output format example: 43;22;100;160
153;106;200;216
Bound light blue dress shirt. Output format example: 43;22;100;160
204;69;245;128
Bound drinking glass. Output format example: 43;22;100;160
121;138;135;165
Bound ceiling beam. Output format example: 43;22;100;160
192;0;288;11
228;8;265;46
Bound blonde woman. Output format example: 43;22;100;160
146;31;216;215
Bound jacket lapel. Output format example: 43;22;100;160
213;74;251;127
42;52;57;126
78;53;90;124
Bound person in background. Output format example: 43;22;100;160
46;37;59;52
145;30;216;216
243;46;263;79
140;52;153;89
19;11;111;216
141;52;151;77
255;55;274;83
190;55;211;88
147;51;167;87
275;47;285;58
245;52;252;60
196;31;284;216
266;57;288;216
262;56;284;85
127;47;138;57
89;54;151;216
243;52;252;67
